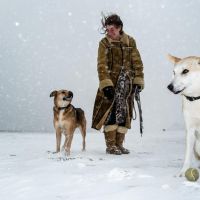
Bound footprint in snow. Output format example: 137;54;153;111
107;168;136;181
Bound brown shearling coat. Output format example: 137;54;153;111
92;32;144;130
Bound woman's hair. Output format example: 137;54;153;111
101;13;123;34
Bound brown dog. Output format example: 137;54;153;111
50;89;86;156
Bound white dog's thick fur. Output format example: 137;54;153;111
167;54;200;176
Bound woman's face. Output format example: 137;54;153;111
106;25;121;40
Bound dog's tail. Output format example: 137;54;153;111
76;108;86;151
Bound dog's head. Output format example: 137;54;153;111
50;89;73;108
167;54;200;96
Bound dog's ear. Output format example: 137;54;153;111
50;90;57;97
167;54;181;64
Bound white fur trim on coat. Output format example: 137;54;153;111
117;126;128;134
104;124;118;132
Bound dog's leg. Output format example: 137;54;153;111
79;125;86;151
56;128;62;153
64;133;74;156
179;128;195;177
62;129;75;156
62;134;68;153
194;131;200;164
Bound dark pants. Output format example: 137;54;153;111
105;102;126;126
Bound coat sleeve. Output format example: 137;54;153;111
97;41;114;90
129;37;144;88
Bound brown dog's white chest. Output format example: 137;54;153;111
54;110;66;129
58;110;65;127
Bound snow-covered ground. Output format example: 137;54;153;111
0;130;200;200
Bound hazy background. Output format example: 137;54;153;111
0;0;199;133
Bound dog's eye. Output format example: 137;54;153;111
61;91;66;94
182;69;189;74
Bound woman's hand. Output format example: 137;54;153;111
133;84;143;93
103;86;115;100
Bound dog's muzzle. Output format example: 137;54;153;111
167;84;184;94
63;91;73;101
167;84;174;92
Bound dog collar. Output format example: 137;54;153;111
58;104;71;110
184;95;200;101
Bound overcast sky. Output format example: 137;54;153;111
0;0;200;132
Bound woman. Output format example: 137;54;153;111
92;14;144;155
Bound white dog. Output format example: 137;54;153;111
167;54;200;176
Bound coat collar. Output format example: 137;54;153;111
106;32;130;46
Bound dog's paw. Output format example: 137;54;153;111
66;151;70;157
60;146;70;156
55;151;62;159
63;149;71;157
